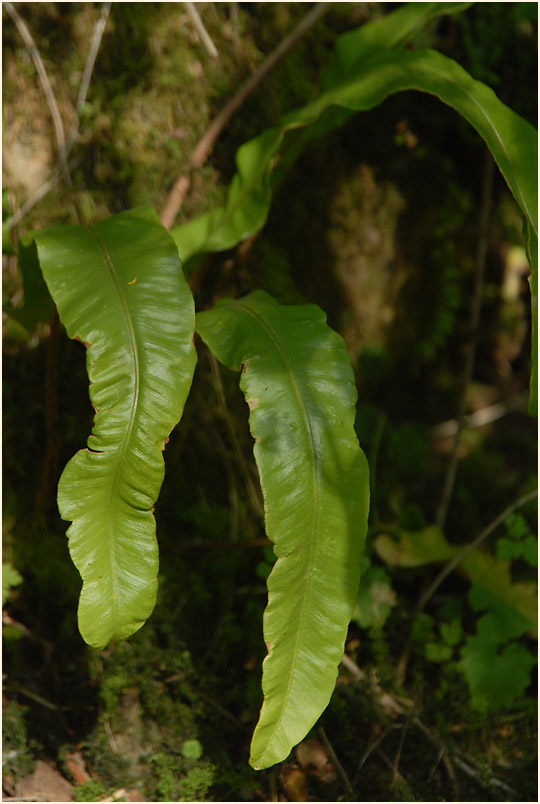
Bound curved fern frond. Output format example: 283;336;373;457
196;291;370;769
32;207;196;649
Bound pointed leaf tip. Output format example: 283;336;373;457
197;291;369;768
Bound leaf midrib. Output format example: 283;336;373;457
236;300;320;764
87;227;141;631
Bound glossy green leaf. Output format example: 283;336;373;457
172;43;536;270
171;16;537;409
322;2;473;87
196;291;370;769
31;207;196;649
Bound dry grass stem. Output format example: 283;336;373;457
5;2;71;186
160;2;331;229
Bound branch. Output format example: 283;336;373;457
435;150;495;529
66;2;112;153
8;4;111;229
418;487;538;610
184;2;218;58
160;2;331;229
5;2;71;186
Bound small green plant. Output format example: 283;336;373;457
10;1;537;772
496;513;538;566
459;583;537;711
150;753;177;802
73;779;107;802
2;561;23;606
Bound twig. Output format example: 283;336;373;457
412;717;459;797
187;682;250;733
35;311;61;516
4;683;59;711
8;4;110;229
5;2;71;186
391;719;409;786
418;487;538;610
230;2;240;55
66;1;112;153
340;652;414;717
435;150;494;529
431;392;529;439
185;2;218;58
160;2;332;229
317;725;355;799
268;767;279;802
355;725;392;776
452;752;520;799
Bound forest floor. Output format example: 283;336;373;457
2;3;538;802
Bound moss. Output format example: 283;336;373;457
179;764;216;802
73;779;107;802
1;700;35;779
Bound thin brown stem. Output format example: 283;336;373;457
5;2;71;186
391;719;408;786
419;487;537;610
66;2;112;153
160;2;331;229
317;725;355;799
412;717;459;797
435;150;495;530
35;311;61;515
185;2;218;58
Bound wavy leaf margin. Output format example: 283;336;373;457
196;290;370;769
31;206;197;648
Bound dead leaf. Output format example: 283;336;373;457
16;760;74;802
296;739;337;784
281;765;308;801
64;751;91;786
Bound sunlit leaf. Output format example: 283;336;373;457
322;1;473;87
196;290;369;769
30;207;197;648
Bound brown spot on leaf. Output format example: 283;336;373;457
74;334;91;348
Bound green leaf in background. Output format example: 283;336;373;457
2;562;23;607
459;639;536;711
374;527;537;637
352;557;396;630
171;22;537;256
31;207;197;649
196;290;369;769
5;236;56;332
374;526;456;567
459;582;537;710
172;3;536;409
322;2;473;87
2;189;15;256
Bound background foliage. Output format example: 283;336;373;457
3;2;537;801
